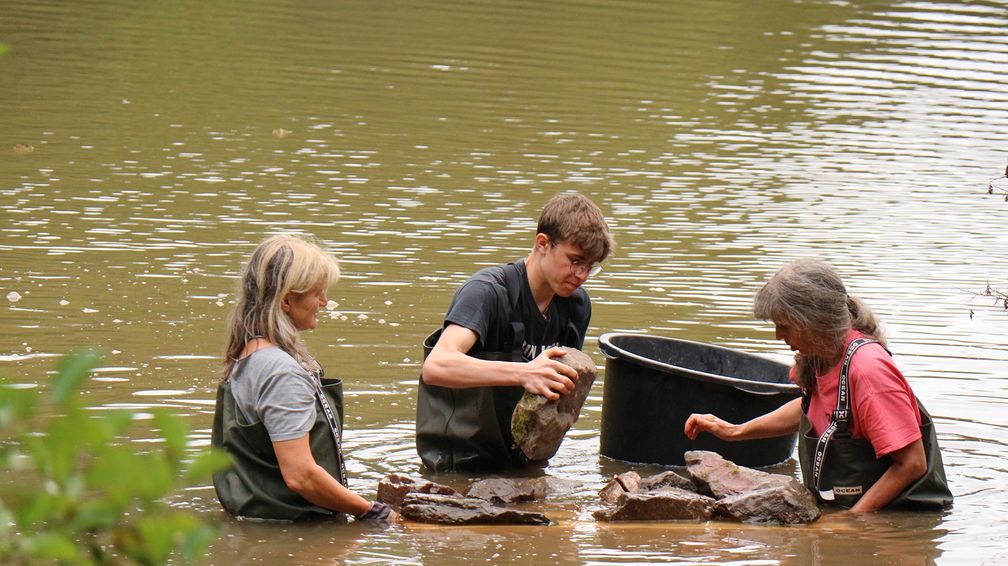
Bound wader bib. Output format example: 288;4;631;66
212;372;349;521
797;338;952;509
415;261;579;472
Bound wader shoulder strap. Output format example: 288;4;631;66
502;261;525;351
810;337;877;501
313;375;348;486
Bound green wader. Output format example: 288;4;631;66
797;338;953;510
212;376;349;522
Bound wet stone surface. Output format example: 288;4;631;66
511;348;597;462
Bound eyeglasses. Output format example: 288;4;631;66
547;238;603;278
570;258;603;278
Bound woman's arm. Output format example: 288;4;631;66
272;435;379;519
685;397;803;441
848;438;927;513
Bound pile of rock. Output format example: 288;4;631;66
594;451;820;525
377;474;552;525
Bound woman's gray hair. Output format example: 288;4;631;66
753;258;885;392
222;233;339;379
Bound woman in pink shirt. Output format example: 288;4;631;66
685;259;951;512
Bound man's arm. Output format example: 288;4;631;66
421;323;578;400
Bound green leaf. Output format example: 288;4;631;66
51;349;102;406
184;449;231;482
0;43;9;57
21;531;82;562
0;385;37;429
152;409;189;463
177;523;219;563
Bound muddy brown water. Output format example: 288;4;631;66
3;0;1008;563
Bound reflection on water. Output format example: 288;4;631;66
3;0;1008;563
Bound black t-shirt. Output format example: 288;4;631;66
444;259;590;359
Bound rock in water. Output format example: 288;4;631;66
684;450;791;498
685;450;820;524
377;473;459;509
593;488;716;522
400;493;551;525
715;485;821;524
511;348;597;461
466;477;551;504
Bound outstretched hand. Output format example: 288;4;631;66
684;413;737;441
520;346;578;400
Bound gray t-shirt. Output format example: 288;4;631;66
227;347;317;442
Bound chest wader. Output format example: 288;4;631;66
797;338;953;510
415;262;578;472
212;374;349;521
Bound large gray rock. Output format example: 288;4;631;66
400;493;551;525
511;348;597;462
465;477;551;505
593;488;716;522
685;450;820;524
715;485;821;524
685;450;792;498
377;473;459;510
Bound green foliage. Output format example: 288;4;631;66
0;350;230;565
0;43;9;57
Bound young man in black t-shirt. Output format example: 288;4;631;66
416;192;615;472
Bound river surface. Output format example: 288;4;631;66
3;0;1008;563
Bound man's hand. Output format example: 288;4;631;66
519;347;578;400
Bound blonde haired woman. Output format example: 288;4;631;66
212;234;394;523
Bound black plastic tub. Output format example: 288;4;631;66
599;333;801;468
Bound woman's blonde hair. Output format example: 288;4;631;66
753;258;885;392
222;233;339;378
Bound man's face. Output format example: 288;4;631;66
543;238;597;297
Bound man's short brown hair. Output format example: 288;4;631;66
537;192;614;263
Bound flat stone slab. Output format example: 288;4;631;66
465;477;551;505
400;493;551;525
511;348;597;462
685;450;792;498
377;473;459;510
593;488;716;522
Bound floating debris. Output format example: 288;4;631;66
13;144;34;156
272;128;292;139
59;299;70;306
6;291;21;302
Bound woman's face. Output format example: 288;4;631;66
774;321;818;356
284;283;328;332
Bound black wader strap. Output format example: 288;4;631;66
811;338;877;501
314;376;348;486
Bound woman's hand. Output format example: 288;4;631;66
684;413;739;441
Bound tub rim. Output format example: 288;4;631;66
598;332;801;396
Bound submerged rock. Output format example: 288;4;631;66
400;493;551;525
715;485;821;524
466;477;551;505
685;450;819;524
593;488;716;522
511;348;597;462
377;473;459;510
